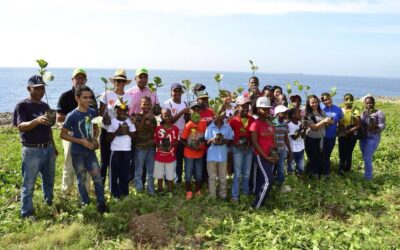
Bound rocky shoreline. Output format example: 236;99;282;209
1;96;399;127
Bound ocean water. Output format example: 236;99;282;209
1;67;399;112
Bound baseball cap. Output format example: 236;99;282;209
274;105;289;114
193;83;206;93
27;75;46;87
189;101;202;109
135;67;148;76
256;97;271;108
236;96;251;105
72;68;87;78
197;91;209;99
171;83;183;91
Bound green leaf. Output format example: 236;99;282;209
305;85;311;91
36;59;48;69
294;80;300;87
249;59;253;65
154;76;162;85
330;87;337;97
100;77;108;84
43;71;54;82
214;73;223;83
298;85;304;91
236;87;244;94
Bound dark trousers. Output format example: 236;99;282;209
305;136;326;176
338;136;357;172
175;141;184;183
323;137;336;175
110;151;131;198
202;151;208;183
249;157;257;194
100;128;111;185
252;155;274;209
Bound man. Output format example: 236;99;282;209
126;67;159;115
14;75;58;218
196;91;214;125
56;68;95;195
162;83;190;183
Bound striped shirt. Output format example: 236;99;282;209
272;118;288;150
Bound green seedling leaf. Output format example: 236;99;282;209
215;73;223;83
330;87;337;97
43;71;54;82
305;85;311;91
298;85;304;91
154;76;162;85
101;77;108;84
36;59;48;69
236;87;244;94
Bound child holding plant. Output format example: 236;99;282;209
106;101;136;199
153;108;179;196
133;96;157;195
181;102;207;200
287;108;307;176
204;113;234;200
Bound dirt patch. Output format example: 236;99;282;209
321;205;349;221
128;212;169;248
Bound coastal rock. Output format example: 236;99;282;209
0;112;13;126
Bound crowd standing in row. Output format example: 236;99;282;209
13;68;386;218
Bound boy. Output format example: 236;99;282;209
60;85;107;213
249;97;278;209
272;105;292;184
133;96;157;195
181;102;207;200
106;100;136;199
205;114;234;199
287;108;306;176
154;108;179;195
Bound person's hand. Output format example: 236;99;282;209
287;151;293;161
182;107;190;114
145;113;155;121
265;156;278;164
35;115;50;126
80;139;95;150
92;139;100;150
54;148;59;157
115;125;124;136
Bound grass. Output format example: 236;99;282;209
0;101;399;249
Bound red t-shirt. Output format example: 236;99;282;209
181;120;207;158
229;115;255;144
200;108;214;123
154;125;179;163
249;119;275;156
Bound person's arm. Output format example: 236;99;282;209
251;131;277;163
284;133;292;160
308;117;330;130
60;128;95;150
18;115;49;132
49;129;59;157
99;102;106;116
170;107;190;124
376;110;386;132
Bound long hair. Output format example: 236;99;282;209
305;95;322;116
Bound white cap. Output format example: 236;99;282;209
274;105;289;114
256;97;271;108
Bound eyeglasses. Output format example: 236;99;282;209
115;79;127;83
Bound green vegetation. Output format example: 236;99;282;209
0;101;399;249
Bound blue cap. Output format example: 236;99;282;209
171;83;182;90
28;75;46;87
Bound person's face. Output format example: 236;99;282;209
28;85;45;100
238;103;250;117
322;96;332;107
141;99;152;113
248;78;259;88
113;79;127;91
294;109;302;120
263;89;271;97
197;97;209;106
344;95;354;107
191;106;201;114
72;73;87;89
309;97;319;111
76;91;92;109
161;109;172;123
116;108;128;119
136;73;148;89
214;116;224;126
365;98;375;110
274;88;282;98
171;88;183;101
257;107;271;118
277;112;287;120
292;98;301;108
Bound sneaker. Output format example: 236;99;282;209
186;191;193;200
96;203;108;214
195;190;203;197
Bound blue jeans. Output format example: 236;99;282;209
231;146;253;200
275;149;287;183
21;146;55;217
134;148;155;194
71;151;105;205
287;150;305;174
359;135;381;180
184;157;203;182
324;137;336;175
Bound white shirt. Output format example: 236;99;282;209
100;91;132;129
107;118;136;151
162;98;188;135
288;121;305;152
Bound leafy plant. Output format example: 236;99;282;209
286;80;311;101
148;76;163;93
214;73;223;92
36;59;54;105
249;59;259;76
182;79;193;103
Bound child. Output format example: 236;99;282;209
205;114;234;199
154;108;179;196
106;100;136;199
249;97;277;209
287;108;306;176
181;102;207;200
133;96;157;195
272;105;292;184
60;85;107;213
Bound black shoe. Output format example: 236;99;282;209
96;203;108;214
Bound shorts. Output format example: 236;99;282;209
154;161;176;180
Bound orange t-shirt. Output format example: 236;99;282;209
181;120;207;158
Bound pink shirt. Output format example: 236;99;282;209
126;86;159;115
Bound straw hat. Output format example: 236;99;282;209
109;69;132;84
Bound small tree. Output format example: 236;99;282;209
249;59;259;76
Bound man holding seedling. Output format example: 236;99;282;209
14;75;58;218
56;68;96;195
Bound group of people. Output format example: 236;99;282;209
13;68;386;218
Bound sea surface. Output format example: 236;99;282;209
1;67;399;112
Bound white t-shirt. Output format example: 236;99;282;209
162;98;188;135
100;91;132;129
107;118;136;151
288;121;305;152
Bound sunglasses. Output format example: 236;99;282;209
115;79;127;83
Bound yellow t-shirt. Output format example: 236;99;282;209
340;108;360;127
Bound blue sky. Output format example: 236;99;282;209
1;0;399;78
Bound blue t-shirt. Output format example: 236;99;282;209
63;108;97;153
205;121;234;162
323;105;343;138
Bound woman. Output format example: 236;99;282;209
337;93;361;174
271;86;283;107
359;96;385;180
304;95;331;177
